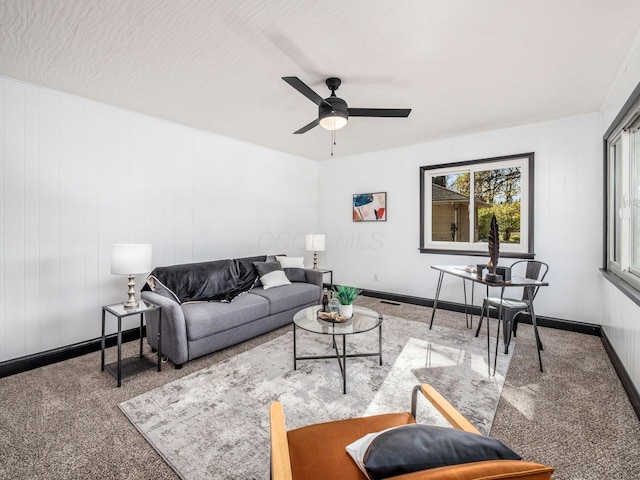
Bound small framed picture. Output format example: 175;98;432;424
353;192;387;222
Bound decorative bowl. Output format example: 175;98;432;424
317;311;348;323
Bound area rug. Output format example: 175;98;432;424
119;316;514;480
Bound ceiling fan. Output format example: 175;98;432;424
282;76;411;134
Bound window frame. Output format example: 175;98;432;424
629;121;640;279
603;79;640;296
419;152;535;258
607;134;623;271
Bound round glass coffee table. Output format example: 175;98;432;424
292;304;383;394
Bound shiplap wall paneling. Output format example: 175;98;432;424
523;118;571;320
98;106;150;334
193;132;251;259
0;80;5;362
96;105;123;333
161;123;193;267
141;120;170;267
602;281;640;390
24;85;41;355
60;97;88;345
127;114;158;330
139;120;194;269
318;114;602;324
38;90;62;353
139;121;167;268
83;103;100;341
128;115;146;246
3;81;26;360
599;31;640;394
193;132;257;259
0;75;319;363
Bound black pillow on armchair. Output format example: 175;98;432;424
347;424;521;480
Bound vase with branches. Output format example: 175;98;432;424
486;215;502;282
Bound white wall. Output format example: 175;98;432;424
318;113;602;324
0;76;318;363
599;30;640;391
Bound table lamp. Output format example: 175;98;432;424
305;234;325;270
111;244;152;309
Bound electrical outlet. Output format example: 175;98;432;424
374;273;379;281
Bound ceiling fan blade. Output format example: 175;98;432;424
293;118;320;134
282;77;332;108
348;108;412;117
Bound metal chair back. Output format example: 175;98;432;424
510;260;549;303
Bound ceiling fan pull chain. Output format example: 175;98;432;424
330;129;335;156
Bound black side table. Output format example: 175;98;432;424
318;269;333;290
101;300;161;387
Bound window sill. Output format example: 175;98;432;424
601;268;640;308
419;248;535;259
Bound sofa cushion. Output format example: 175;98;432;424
182;293;270;341
251;283;320;315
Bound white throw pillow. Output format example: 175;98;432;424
253;261;293;289
276;256;305;269
260;269;291;290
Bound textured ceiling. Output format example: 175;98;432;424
1;0;639;160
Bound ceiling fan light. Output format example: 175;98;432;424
319;111;348;130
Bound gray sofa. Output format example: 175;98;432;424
141;255;322;368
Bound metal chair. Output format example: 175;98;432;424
474;261;549;373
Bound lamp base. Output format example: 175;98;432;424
123;274;140;309
312;251;318;270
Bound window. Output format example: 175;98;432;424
420;153;534;257
604;81;640;293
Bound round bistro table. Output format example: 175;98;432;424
292;304;383;394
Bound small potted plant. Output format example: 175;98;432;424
333;285;362;319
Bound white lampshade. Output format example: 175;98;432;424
305;234;326;252
111;244;152;275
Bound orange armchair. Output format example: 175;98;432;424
269;384;553;480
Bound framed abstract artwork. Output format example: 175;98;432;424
353;192;387;222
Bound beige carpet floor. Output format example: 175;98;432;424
0;298;639;479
